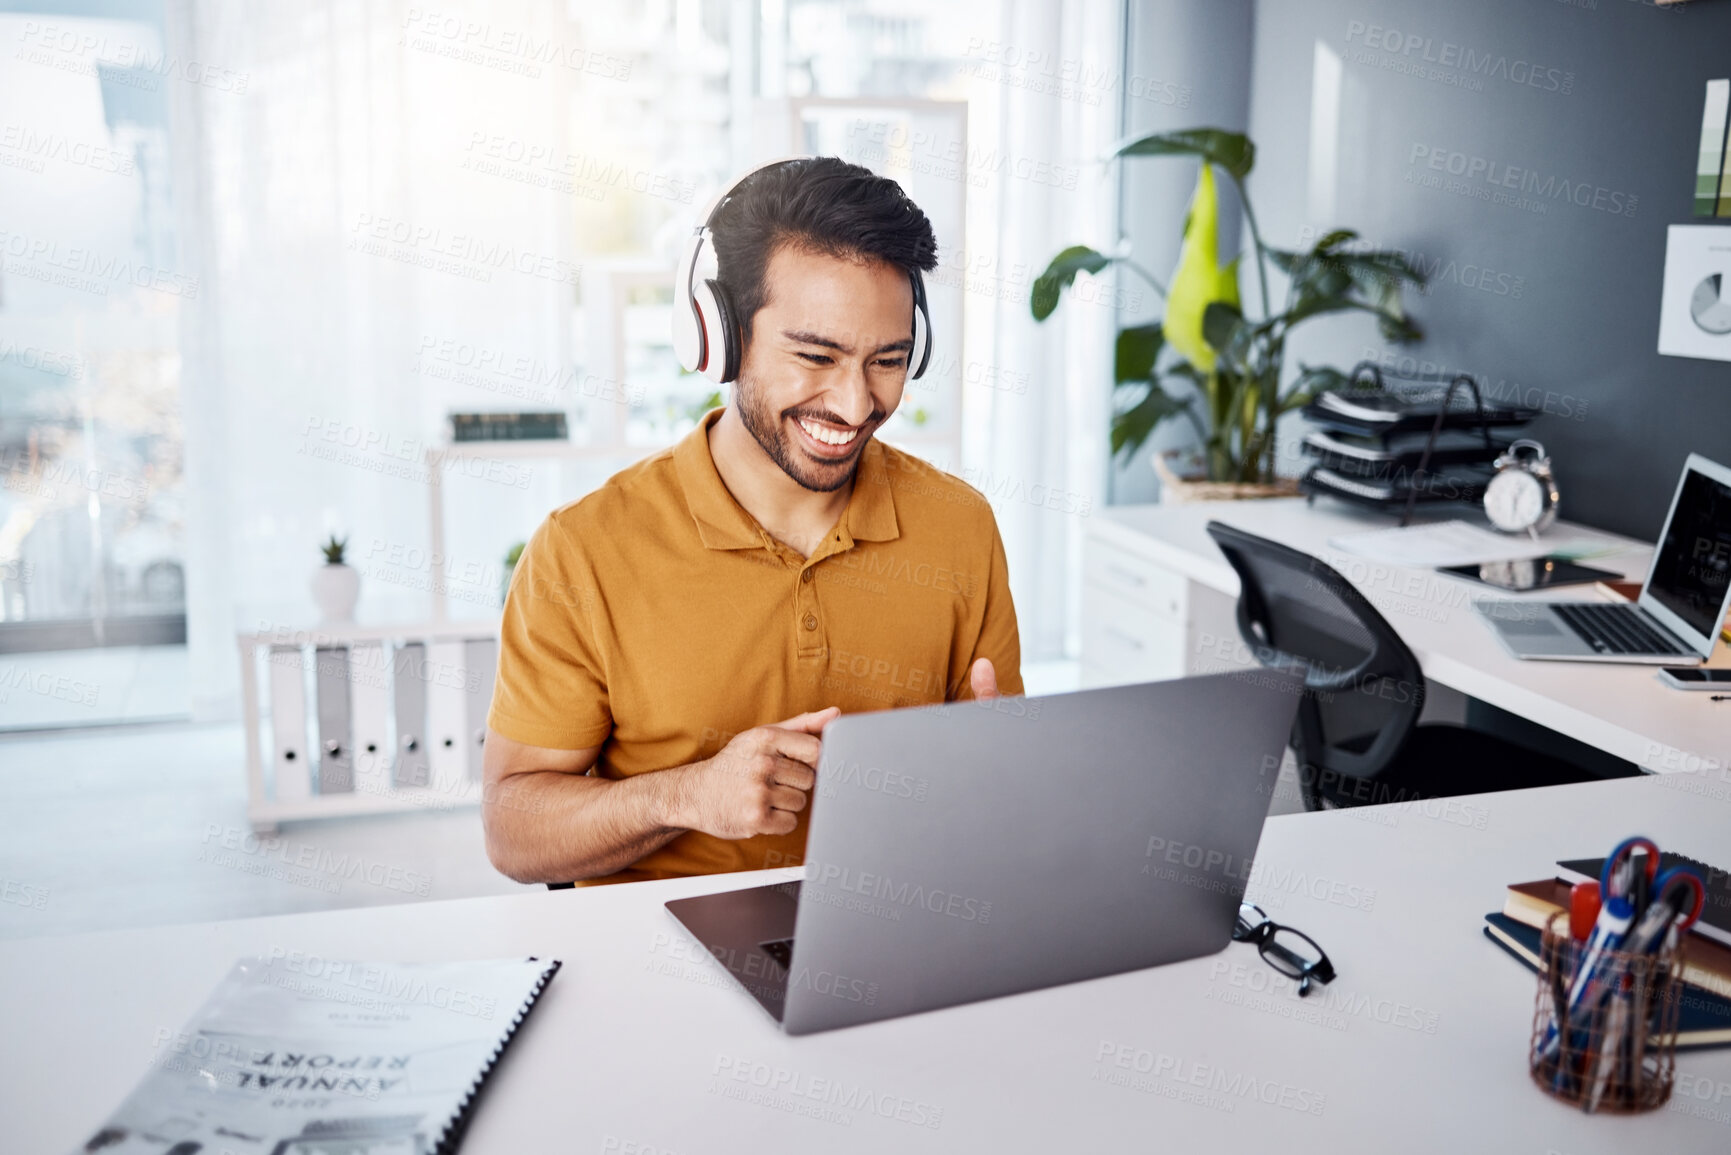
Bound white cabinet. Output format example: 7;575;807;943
1080;523;1250;688
239;624;496;831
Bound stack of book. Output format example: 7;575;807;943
1300;387;1538;512
1485;851;1731;1048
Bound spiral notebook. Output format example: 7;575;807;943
73;954;561;1155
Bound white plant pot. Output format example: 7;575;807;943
310;563;360;623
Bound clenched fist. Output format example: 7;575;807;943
669;707;840;839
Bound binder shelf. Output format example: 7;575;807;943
237;621;499;832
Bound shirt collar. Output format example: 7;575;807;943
845;433;900;543
674;407;900;551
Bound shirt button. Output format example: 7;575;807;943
802;613;818;631
801;570;813;583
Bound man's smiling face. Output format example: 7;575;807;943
732;243;915;492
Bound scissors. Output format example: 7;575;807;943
1568;836;1664;939
1599;836;1660;916
1654;867;1707;931
1600;835;1706;935
1623;864;1707;954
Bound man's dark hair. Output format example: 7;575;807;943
709;156;938;346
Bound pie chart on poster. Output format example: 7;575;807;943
1690;272;1731;335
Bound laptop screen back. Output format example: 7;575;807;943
778;669;1303;1034
1642;456;1731;652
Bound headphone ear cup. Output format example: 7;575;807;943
691;279;736;383
699;278;742;384
672;234;707;373
910;303;929;380
908;271;932;380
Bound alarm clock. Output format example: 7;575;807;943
1483;439;1558;535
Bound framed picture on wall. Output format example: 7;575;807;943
1658;224;1731;363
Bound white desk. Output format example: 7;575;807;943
1083;499;1730;774
5;773;1731;1153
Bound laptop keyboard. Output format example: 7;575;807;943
1552;602;1692;656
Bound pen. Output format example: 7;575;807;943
1585;988;1628;1112
1630;849;1649;923
1538;838;1660;1076
1535;891;1634;1080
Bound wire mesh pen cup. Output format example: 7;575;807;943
1528;912;1683;1113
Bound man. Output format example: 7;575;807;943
482;156;1022;885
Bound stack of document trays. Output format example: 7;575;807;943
1299;386;1538;513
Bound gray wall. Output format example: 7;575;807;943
1112;0;1256;503
1245;0;1731;538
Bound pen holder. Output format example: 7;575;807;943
1528;912;1683;1113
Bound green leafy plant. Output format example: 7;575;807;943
684;390;724;423
501;540;526;608
1032;128;1428;484
320;534;348;565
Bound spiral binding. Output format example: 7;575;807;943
433;957;563;1155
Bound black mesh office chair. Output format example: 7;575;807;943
1205;521;1595;810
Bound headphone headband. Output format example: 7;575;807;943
697;156;804;232
671;156;933;386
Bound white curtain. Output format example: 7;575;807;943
170;0;577;717
963;0;1122;662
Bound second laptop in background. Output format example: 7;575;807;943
1475;453;1731;663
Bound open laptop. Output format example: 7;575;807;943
664;669;1303;1035
1473;453;1731;664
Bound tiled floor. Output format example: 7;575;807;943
0;660;1306;941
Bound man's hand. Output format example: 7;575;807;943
969;657;1000;700
669;707;840;839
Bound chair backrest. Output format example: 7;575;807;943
1204;521;1424;787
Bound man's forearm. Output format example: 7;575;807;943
485;766;694;884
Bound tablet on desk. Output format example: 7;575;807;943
1439;556;1622;592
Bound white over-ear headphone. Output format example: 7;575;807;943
671;156;932;385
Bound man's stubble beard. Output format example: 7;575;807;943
732;374;868;494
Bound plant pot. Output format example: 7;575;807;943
310;562;360;623
1153;451;1302;505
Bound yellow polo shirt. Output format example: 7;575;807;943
488;406;1023;883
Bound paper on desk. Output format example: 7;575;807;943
1327;520;1591;568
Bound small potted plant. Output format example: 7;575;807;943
310;533;360;623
